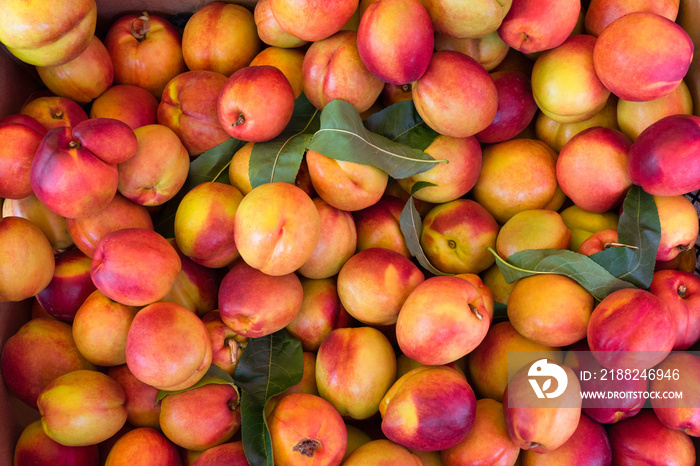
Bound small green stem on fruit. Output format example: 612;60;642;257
130;12;151;41
68;140;81;149
678;284;687;299
603;242;638;250
233;113;245;127
469;304;483;321
401;83;411;93
293;438;322;457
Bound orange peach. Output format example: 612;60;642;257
424;0;512;39
435;31;510;71
497;0;580;54
13;419;99;466
650;352;700;436
2;194;73;252
253;0;307;48
228;142;254;195
496;210;572;259
584;0;680;37
559;204;620;253
0;114;46;199
104;427;182;466
654;194;699;262
250;46;305;98
107;364;162;429
343;439;422;465
20;95;88;131
202;310;247;376
89;84;159;130
269;0;358;42
353;195;410;258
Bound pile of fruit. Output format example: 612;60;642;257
1;0;700;464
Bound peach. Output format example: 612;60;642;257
250;46;305;98
472;138;559;223
585;0;681;37
174;181;244;269
218;261;303;338
412;50;498;138
577;228;618;256
254;0;307;48
91;228;182;307
302;30;384;113
89;84;159;130
587;288;676;370
356;0;433;85
202;310;247;376
507;274;594;347
531;34;610;123
628;114;700;196
2;194;73;251
343;439;423;465
228;142;255;195
20;96;88;131
618;80;693;141
380;366;477;451
191;441;248;466
126;301;212;391
269;0;358;42
104;427;182;466
37;369;127;447
649;270;700;350
160;383;240;451
316;326;397;420
467;321;562;402
181;2;261;76
556;127;633;213
397;135;482;203
441;398;520;466
0;216;55;302
0;0;96;66
107;364;162;429
435;31;510;71
298;198;357;279
157;70;231;157
337;247;424;326
36;35;113;104
118;124;190;207
306;149;388;212
396;276;490;365
13;419;100;466
480;262;518;307
495;209;571;259
420;198;499;274
497;0;580;53
71;117;138;164
1;318;95;409
654;195;699;262
559;204;619;252
353;195;410;258
424;0;512;39
35;248;95;322
593;12;693;102
454;273;495;323
66;193;154;258
650;352;700;435
267;393;347;465
233;181;321;276
0;114;45;199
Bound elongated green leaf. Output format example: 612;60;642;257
399;187;452;277
589;186;660;288
249;94;320;189
234;330;303;466
307;100;445;179
364;100;440;151
489;248;637;301
155;364;239;404
153;137;246;237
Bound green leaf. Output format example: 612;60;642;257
399;191;452;276
155;364;239;404
364;100;440;151
234;330;303;466
152;137;246;237
249;94;320;189
588;186;661;289
307;99;445;179
489;247;637;301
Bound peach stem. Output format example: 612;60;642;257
130;12;151;41
292;438;322;457
603;242;638;250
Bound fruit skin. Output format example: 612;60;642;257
13;419;100;466
343;439;423;465
89;84;159;130
90;228;182;307
440;398;520;466
125;301;212;392
71;117;138;164
434;31;510;71
396;276;490;366
0;0;97;67
412;50;498;138
587;288;676;370
36;248;96;322
497;0;580;54
315;326;397;420
584;0;680;37
37;369;127;447
608;410;696;465
0;114;46;199
267;393;348;466
36;35;113;104
202;310;247;376
30;126;119;219
654;195;699;262
593;12;694;102
649;269;700;350
0;216;55;302
250;46;305;99
302;30;384;113
356;0;433;85
157;70;231;157
353;195;410;258
181;2;261;76
420;198;499;274
495;209;571;259
191;441;248;466
1;318;96;409
254;0;307;48
559;205;619;252
107;364;162;429
218;65;295;142
104;12;187;98
2;193;73;252
233;182;321;276
650;352;700;436
159;382;241;451
577;228;618;256
269;0;358;42
218;261;303;338
627;114;700;196
20;96;88;131
424;0;512;39
104;427;182;466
